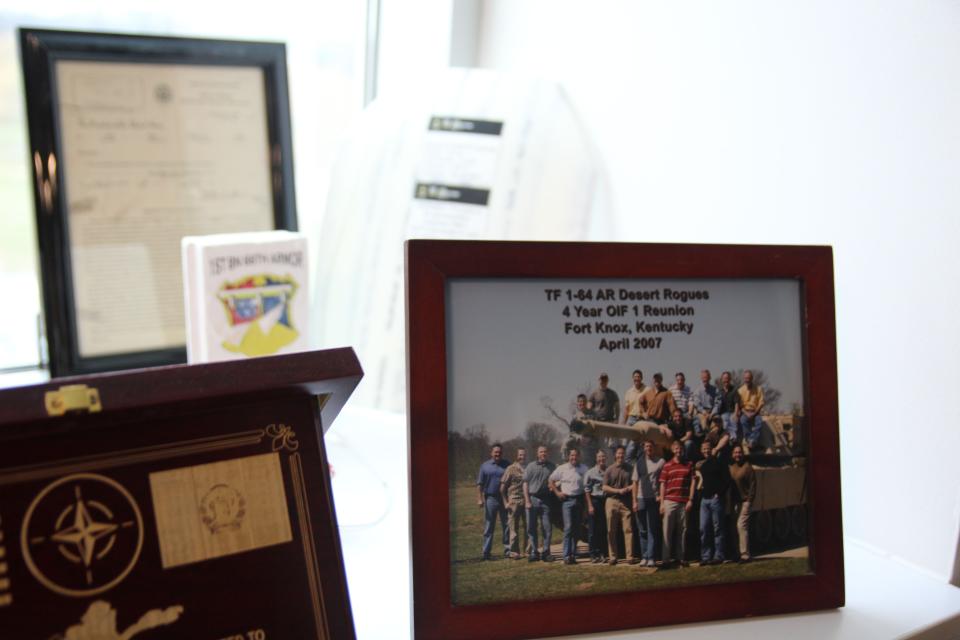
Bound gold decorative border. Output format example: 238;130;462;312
0;430;266;486
266;424;299;452
0;427;332;633
289;452;329;640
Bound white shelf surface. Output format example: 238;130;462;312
4;371;954;637
330;406;960;640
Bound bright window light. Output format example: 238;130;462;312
0;1;367;370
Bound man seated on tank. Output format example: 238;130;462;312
621;369;647;462
691;369;720;438
702;415;732;464
716;370;741;441
737;369;765;451
644;373;679;425
589;373;620;454
669;372;695;426
666;407;697;461
588;373;619;423
566;393;598;465
574;392;594;421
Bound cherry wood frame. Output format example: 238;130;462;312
406;240;842;640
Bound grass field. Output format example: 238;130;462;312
450;482;811;606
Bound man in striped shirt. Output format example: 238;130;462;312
670;372;695;423
659;440;696;567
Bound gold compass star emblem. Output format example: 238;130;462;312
21;473;143;598
49;485;126;583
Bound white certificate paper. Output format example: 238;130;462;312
55;61;275;357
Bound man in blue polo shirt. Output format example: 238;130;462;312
476;443;510;560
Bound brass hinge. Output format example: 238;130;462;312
45;384;102;416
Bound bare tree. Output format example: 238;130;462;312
523;422;562;461
540;395;570;431
463;424;489;441
448;424;491;483
499;436;528;460
540;379;594;431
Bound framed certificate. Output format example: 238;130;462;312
406;240;842;639
19;28;297;377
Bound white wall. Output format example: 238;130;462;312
476;0;960;582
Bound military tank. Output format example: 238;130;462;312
744;414;807;550
567;413;807;553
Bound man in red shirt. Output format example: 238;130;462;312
659;440;695;567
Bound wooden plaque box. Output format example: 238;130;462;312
0;348;361;639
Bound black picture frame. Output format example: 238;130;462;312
19;27;298;377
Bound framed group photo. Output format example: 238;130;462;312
406;240;842;639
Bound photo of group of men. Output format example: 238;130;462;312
476;368;778;569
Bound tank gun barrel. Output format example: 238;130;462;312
571;418;673;450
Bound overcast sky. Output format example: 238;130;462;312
447;278;804;442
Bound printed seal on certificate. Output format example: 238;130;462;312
199;484;247;534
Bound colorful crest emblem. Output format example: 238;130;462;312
216;274;299;356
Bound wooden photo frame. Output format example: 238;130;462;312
20;28;297;377
406;240;842;639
